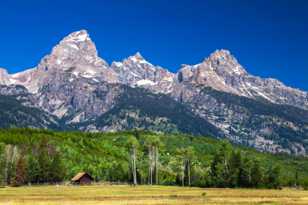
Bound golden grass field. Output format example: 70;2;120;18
0;185;307;205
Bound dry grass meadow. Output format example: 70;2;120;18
0;185;307;205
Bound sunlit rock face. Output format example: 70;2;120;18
110;52;175;94
176;49;307;110
42;30;115;80
9;30;118;93
0;68;10;85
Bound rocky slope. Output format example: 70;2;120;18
176;49;307;110
0;68;10;84
0;85;61;129
173;85;308;155
75;85;222;138
111;52;175;93
0;30;307;155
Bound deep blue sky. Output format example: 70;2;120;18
1;0;307;90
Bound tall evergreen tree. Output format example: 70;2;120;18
229;150;242;187
49;152;65;183
210;141;232;187
238;157;252;187
251;159;263;188
27;155;40;184
266;165;281;189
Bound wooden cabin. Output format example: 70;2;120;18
71;172;93;185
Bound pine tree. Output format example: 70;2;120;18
27;155;40;184
210;141;232;187
49;152;65;183
266;165;281;189
251;159;263;188
38;146;50;182
229;150;242;187
294;170;299;188
238;157;252;187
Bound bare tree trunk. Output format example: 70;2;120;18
4;145;19;185
155;146;159;185
182;160;185;186
188;160;191;186
4;145;12;185
132;146;137;186
148;146;153;185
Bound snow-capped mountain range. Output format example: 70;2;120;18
1;30;306;109
0;30;307;155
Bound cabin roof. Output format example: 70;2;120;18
71;172;93;181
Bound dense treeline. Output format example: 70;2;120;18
0;128;307;188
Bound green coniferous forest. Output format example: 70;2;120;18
0;128;307;188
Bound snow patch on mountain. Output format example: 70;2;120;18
136;79;156;86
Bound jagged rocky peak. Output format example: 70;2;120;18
131;51;143;60
177;65;194;83
61;29;91;42
177;49;247;84
34;29;118;83
111;52;154;72
125;52;153;66
0;67;10;84
111;52;156;84
203;49;247;76
45;29;109;70
111;52;175;93
5;30;118;93
0;67;8;76
0;67;8;73
176;49;308;110
207;49;233;61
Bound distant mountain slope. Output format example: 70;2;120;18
0;95;61;129
176;85;308;155
76;86;222;137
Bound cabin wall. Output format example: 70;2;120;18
79;176;92;185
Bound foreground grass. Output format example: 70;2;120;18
0;185;307;205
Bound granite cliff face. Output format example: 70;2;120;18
110;52;175;93
0;30;307;155
0;68;10;85
6;30;118;94
176;49;307;110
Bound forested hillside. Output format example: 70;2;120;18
0;95;61;129
0;128;307;188
78;86;222;137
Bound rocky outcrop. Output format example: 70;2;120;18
176;49;308;110
0;68;10;85
111;52;175;93
3;30;118;93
